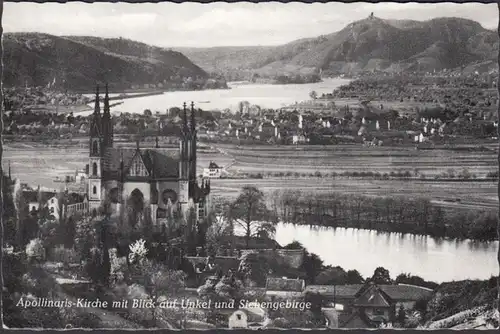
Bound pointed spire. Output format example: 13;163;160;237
183;102;188;133
190;101;196;132
94;85;100;115
103;83;110;117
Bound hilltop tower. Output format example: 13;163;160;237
88;85;103;212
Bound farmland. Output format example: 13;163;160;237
215;143;498;178
3;141;498;212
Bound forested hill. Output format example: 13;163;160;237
174;16;499;80
3;33;223;92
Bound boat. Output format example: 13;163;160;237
198;101;210;104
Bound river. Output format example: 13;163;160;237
80;78;351;116
274;223;499;283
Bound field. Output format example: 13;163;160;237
216;143;498;178
3;141;498;211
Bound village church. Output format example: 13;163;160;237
86;84;211;225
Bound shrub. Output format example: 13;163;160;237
26;238;45;262
52;246;80;264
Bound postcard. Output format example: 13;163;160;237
2;1;499;330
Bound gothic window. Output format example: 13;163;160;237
92;141;99;155
92;163;98;176
129;155;148;177
93;186;97;194
162;189;178;204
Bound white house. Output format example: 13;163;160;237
47;195;61;221
75;169;87;183
228;310;248;329
203;162;223;179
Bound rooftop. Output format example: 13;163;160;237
266;277;305;292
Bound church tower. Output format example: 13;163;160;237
88;85;103;212
102;83;113;150
178;102;190;211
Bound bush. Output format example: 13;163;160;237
26;238;45;262
51;246;80;264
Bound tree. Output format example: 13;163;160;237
228;186;276;248
205;211;233;256
283;241;304;250
128;239;148;265
371;267;392;284
139;260;186;326
309;91;318;100
315;266;348;285
300;252;324;284
143;109;152;117
238;252;273;287
346;269;365;284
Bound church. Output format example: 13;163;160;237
86;84;211;225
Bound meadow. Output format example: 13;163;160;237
3;141;498;212
216;143;498;179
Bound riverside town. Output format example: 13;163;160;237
2;2;499;331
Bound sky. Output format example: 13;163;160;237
3;2;498;48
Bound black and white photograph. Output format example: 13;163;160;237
1;1;500;330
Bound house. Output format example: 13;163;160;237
306;283;433;321
228;307;267;329
75;169;87;183
351;282;394;326
292;134;307;145
203;161;223;179
340;310;377;328
265;277;305;298
22;189;57;215
228;310;248;329
46;195;61;221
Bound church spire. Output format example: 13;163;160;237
90;84;102;138
183;102;189;134
103;83;110;115
190;101;196;133
102;83;113;148
94;85;101;116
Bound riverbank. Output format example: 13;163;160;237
275;223;498;283
274;188;498;242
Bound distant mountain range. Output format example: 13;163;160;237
4;16;498;92
3;33;211;92
174;16;499;78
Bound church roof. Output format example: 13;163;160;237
102;147;180;180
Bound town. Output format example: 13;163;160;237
4;75;499;331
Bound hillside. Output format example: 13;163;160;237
418;277;498;329
174;16;498;78
3;33;221;92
